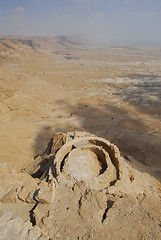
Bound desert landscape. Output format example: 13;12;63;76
0;36;161;239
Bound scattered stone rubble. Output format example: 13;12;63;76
0;132;160;239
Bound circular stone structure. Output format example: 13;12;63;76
63;147;102;181
53;132;122;190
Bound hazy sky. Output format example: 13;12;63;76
0;0;161;44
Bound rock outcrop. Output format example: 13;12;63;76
0;132;160;240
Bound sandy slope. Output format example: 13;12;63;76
0;37;161;239
0;37;161;178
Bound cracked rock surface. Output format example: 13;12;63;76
0;132;161;240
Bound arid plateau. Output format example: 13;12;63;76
0;36;161;240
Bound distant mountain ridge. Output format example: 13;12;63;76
0;35;93;63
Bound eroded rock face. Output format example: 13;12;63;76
0;131;160;240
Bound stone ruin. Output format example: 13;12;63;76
32;132;121;187
24;131;137;197
0;131;160;240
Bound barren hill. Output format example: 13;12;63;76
0;131;160;239
0;36;161;239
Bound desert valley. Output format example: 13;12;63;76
0;36;161;239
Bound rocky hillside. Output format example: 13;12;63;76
0;132;160;240
0;38;38;63
0;35;92;63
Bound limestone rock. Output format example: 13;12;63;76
0;211;42;240
0;131;160;240
1;189;17;203
34;182;55;204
